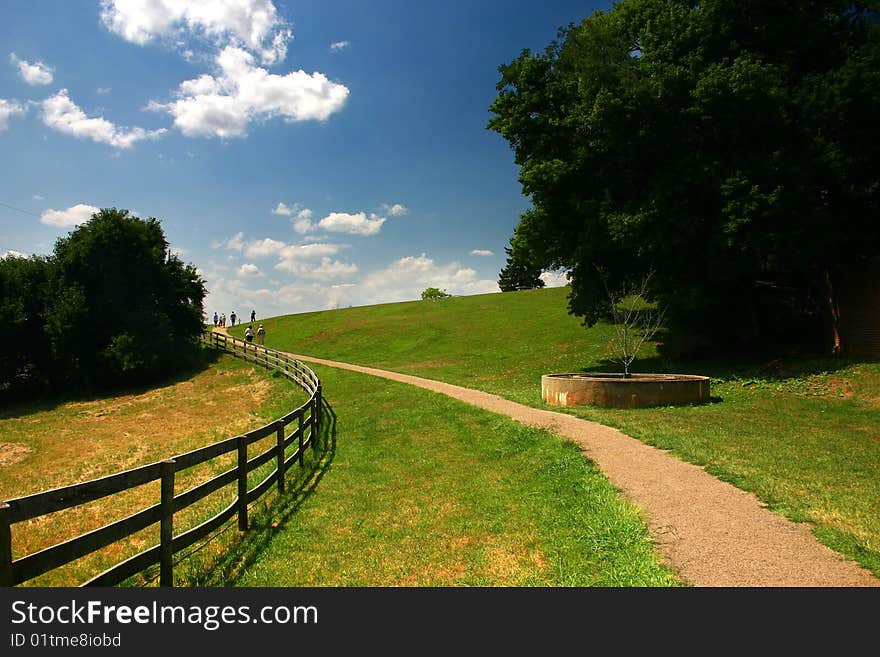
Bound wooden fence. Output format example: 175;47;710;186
0;330;322;587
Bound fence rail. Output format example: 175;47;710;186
0;330;322;587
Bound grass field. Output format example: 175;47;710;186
231;286;880;578
185;365;680;587
2;341;682;586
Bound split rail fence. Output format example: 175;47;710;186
0;330;322;587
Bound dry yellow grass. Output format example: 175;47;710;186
0;355;306;586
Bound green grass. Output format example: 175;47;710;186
184;365;681;587
231;286;880;578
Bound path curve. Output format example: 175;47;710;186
282;350;878;587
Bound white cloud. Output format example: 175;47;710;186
329;41;350;52
357;253;500;305
238;263;261;276
274;242;344;272
245;237;287;258
292;216;315;234
40;203;99;228
273;202;315;232
0;99;25;131
9;53;54;86
380;202;408;216
540;270;570;288
42;90;166;149
469;249;493;256
149;46;349;138
213;231;245;250
99;0;292;64
318;211;385;236
97;87;112;95
303;257;358;280
33;194;44;200
271;201;293;215
3;250;27;259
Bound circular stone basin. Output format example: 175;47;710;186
542;372;710;409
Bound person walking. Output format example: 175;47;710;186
244;326;254;343
213;312;218;327
257;324;266;345
230;311;237;327
250;309;256;323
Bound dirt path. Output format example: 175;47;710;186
282;350;878;587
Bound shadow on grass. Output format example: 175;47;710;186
177;395;338;586
0;347;222;420
583;352;876;383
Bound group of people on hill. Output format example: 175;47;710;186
211;308;265;344
212;309;258;328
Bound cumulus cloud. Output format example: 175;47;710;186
0;99;25;130
380;202;408;216
244;237;287;258
40;203;99;227
273;202;315;233
292;215;315;234
238;263;261;276
148;46;349;138
9;53;54;85
469;249;493;256
271;202;294;215
3;250;28;259
302;257;358;280
357;253;500;305
540;270;570;288
214;231;246;251
318;211;385;236
42;90;166;148
274;242;345;273
99;0;292;64
329;41;350;52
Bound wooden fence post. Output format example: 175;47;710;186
316;385;323;442
159;459;176;587
0;503;13;587
298;412;305;468
276;423;286;493
237;436;248;530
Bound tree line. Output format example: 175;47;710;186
1;208;207;398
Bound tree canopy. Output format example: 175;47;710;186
0;208;206;396
488;0;880;355
421;287;452;301
498;241;546;292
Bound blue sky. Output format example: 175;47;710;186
1;1;604;319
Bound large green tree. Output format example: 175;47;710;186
0;208;207;397
488;0;880;355
44;208;207;387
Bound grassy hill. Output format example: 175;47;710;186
246;287;635;405
232;286;880;578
